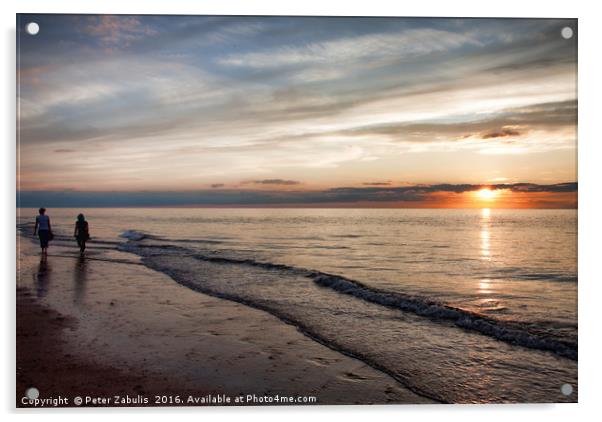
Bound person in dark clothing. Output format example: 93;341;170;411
73;213;90;256
33;207;52;255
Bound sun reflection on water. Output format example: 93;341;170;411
480;208;491;261
478;209;496;298
478;278;492;294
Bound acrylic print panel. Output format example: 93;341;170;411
16;14;577;407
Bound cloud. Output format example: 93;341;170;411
486;57;573;73
481;127;523;139
16;16;577;191
83;15;158;50
205;21;266;44
17;182;577;208
210;183;225;188
249;179;301;185
218;28;480;68
499;182;577;192
335;100;576;145
362;181;392;186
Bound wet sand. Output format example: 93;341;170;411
16;286;212;407
16;233;434;407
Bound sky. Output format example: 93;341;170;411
17;15;577;208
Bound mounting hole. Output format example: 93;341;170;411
26;387;39;399
26;22;39;35
560;383;573;396
561;27;573;40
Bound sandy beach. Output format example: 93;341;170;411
16;232;434;407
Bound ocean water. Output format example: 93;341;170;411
17;208;577;403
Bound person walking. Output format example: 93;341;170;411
33;208;52;255
74;213;90;256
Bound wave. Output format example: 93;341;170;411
310;273;577;360
119;230;153;241
119;231;577;361
120;230;148;241
487;269;577;283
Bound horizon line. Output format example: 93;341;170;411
16;182;578;209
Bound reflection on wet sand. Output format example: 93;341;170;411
73;256;89;303
36;255;51;297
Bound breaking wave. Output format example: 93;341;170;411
120;231;577;361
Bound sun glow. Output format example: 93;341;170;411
476;188;497;201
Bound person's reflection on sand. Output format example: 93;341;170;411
73;256;89;304
36;255;51;297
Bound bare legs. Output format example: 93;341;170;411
77;239;86;256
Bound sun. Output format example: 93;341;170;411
476;188;497;201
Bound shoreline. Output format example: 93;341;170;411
16;233;433;407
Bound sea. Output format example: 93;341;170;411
17;207;578;403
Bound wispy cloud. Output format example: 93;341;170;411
248;179;301;186
83;15;158;50
218;28;480;68
17;16;577;193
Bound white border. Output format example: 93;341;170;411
3;1;601;421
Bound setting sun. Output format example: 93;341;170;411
476;188;497;201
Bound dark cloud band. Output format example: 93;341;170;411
17;182;577;207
